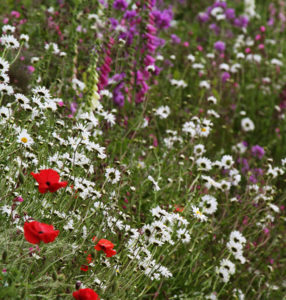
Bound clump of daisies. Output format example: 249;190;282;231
216;258;236;283
216;231;246;283
226;230;247;264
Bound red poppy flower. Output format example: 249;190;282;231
86;254;93;263
80;265;89;272
24;221;59;244
73;288;100;300
174;205;184;213
31;169;68;194
94;239;116;257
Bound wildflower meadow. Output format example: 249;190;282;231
0;0;286;299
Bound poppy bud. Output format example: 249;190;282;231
75;281;81;289
2;250;7;262
19;171;25;184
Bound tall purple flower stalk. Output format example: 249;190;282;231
136;0;163;103
98;37;114;92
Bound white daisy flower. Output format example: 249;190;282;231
17;129;34;147
0;106;12;118
155;106;170;119
207;109;220;118
45;42;60;54
197;124;211;137
219;180;231;191
216;266;230;283
229;230;246;245
192;63;204;69
196;157;212;171
105;167;120;184
19;34;29;43
233;288;245;300
220;259;236;275
212;160;223;169
205;292;218;300
101;111;116;126
221;155;234;169
0;72;9;84
31;57;40;63
32;86;51;99
236;52;245;59
182;121;196;137
100;89;112;98
241;117;255;132
191;205;208;222
199;80;210;89
148;175;160;191
0;57;10;73
15;93;30;105
231;63;241;73
200;195;217;215
2;25;16;34
187;54;195;62
193;144;206;156
0;34;19;49
232;141;247;154
219;63;230;71
271;58;283;66
177;228;191;243
233;251;246;264
227;240;243;255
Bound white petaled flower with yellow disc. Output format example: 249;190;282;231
17;129;34;147
191;205;208;222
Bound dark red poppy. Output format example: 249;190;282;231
31;169;68;194
24;221;59;244
94;239;116;257
73;288;100;300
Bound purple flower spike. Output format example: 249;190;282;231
221;72;230;82
214;40;226;52
251;145;265;159
113;0;128;11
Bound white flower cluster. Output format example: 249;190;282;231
182;117;213;138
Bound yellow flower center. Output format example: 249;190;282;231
201;128;207;132
21;137;28;143
196;210;202;216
